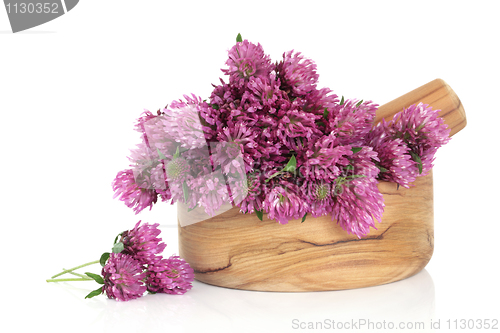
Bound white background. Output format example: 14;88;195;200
1;1;499;332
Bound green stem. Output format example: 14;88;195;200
51;260;99;278
63;269;88;279
46;278;93;282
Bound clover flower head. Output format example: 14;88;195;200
147;255;194;295
367;122;416;188
277;50;319;96
223;39;272;83
120;221;166;265
330;99;378;146
388;103;451;176
166;157;190;182
161;95;207;150
112;169;158;214
102;253;147;302
331;176;384;238
263;182;307;224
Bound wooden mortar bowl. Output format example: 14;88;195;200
178;79;466;292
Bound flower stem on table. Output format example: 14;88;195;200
50;260;100;278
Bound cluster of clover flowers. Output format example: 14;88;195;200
47;222;194;301
112;34;451;238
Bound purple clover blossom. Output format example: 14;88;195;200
329;99;378;146
102;253;147;302
214;123;258;174
165;156;190;183
223;39;273;83
367;103;451;187
331;176;384;238
303;87;339;115
162;158;193;206
146;255;194;295
135;110;158;139
367;123;416;188
112;169;158;214
190;173;229;217
150;163;169;191
232;173;264;214
247;75;281;107
347;146;380;179
277;109;322;151
161;94;207;150
211;141;245;175
128;111;177;195
165;148;209;210
156;187;173;204
226;175;248;207
259;114;280;142
276;50;319;96
299;134;352;181
205;78;239;124
204;81;255;140
139;110;175;155
386;103;451;176
240;90;261;113
127;140;169;193
112;36;452;238
302;181;335;218
331;146;383;237
119;221;167;266
167;178;192;208
263;181;307;224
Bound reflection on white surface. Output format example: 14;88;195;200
44;225;435;332
47;269;434;332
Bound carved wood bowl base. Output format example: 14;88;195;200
178;173;433;292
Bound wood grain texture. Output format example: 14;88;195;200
178;78;466;292
178;174;433;291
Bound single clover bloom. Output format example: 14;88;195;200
263;182;307;224
102;253;147;302
331;176;384;238
246;75;283;112
119;221;167;265
233;173;264;214
223;39;272;82
161;95;208;150
165;157;190;182
277;108;322;150
385;102;451;176
128;143;169;191
191;173;230;217
299;134;352;181
367;124;416;188
147;255;194;295
302;181;335;217
112;169;158;214
329;99;378;146
276;50;319;96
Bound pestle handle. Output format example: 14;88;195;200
375;78;466;137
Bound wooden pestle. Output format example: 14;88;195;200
375;78;466;137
